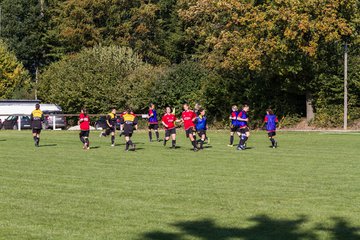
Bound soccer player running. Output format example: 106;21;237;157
181;103;198;151
120;108;138;151
30;103;44;147
228;105;241;147
101;108;117;146
148;103;160;142
264;109;279;148
78;108;90;150
237;104;250;151
195;108;208;150
161;106;179;148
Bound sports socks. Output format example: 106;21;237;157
270;138;277;147
164;139;167;146
239;134;248;147
172;140;176;148
155;131;159;140
111;136;115;144
200;139;204;149
192;140;197;149
230;135;234;145
148;131;152;141
80;136;85;144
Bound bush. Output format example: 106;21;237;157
38;45;162;113
279;114;302;128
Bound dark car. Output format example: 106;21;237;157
43;110;67;130
94;116;122;130
2;115;32;130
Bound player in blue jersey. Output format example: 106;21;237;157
264;109;279;148
195;108;208;150
229;105;241;146
147;103;160;142
237;104;250;150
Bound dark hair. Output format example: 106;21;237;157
165;106;172;111
82;108;88;115
243;103;249;108
35;103;40;109
267;109;273;115
198;108;205;113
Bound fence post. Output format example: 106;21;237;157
18;115;21;131
53;114;56;130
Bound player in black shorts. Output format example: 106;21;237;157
237;104;250;150
148;103;160;142
120;109;138;151
30;104;44;147
100;109;117;146
161;107;179;148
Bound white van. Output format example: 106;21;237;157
0;100;65;129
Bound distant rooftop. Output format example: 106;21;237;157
0;99;40;104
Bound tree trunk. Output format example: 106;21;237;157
306;92;314;122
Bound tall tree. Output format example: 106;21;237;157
178;0;358;120
0;0;55;73
0;40;31;99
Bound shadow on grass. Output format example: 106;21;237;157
141;216;360;240
39;144;57;147
0;139;7;141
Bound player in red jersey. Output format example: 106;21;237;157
161;106;179;148
181;103;198;151
78;108;90;149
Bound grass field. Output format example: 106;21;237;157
0;130;359;240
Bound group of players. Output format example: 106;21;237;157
29;102;279;151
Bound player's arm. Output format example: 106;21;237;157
161;117;168;128
237;113;248;122
192;112;197;122
161;121;168;128
133;116;138;130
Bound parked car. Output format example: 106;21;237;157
2;115;32;130
43;110;67;129
94;116;122;130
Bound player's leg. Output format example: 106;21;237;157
199;131;206;149
237;129;247;150
269;132;277;148
229;127;235;146
36;130;41;146
148;125;153;142
111;129;115;146
171;130;176;148
164;130;170;146
79;131;85;148
154;124;160;141
32;130;37;146
84;131;90;149
125;135;130;150
188;128;198;151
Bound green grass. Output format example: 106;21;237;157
0;130;359;240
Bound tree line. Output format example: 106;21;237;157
0;0;359;127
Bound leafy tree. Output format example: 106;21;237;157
0;40;31;99
0;0;56;73
178;0;359;123
38;45;161;113
149;61;210;115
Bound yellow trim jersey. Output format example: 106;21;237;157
31;109;44;129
